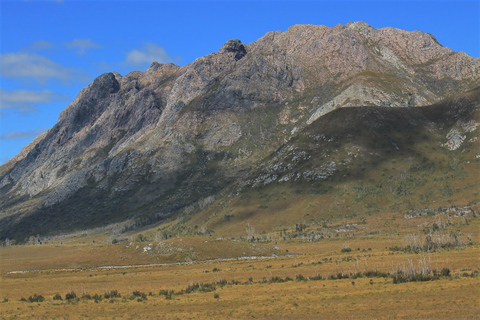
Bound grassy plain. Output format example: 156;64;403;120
1;215;479;319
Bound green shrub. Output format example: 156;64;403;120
28;294;45;303
65;291;77;300
132;291;147;300
440;268;451;277
295;274;306;281
104;290;121;299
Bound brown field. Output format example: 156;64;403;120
1;215;479;319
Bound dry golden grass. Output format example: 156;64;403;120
1;235;479;319
1;213;479;319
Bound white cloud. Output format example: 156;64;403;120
0;89;68;114
125;43;173;66
64;39;101;55
0;128;48;140
0;52;84;83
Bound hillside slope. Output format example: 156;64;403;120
184;88;480;237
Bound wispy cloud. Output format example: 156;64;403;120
64;39;101;55
125;43;173;66
28;40;55;51
0;89;69;115
0;128;48;140
0;52;85;83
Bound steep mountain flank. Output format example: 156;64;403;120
0;22;478;240
185;88;479;237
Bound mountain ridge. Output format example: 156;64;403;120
1;22;479;241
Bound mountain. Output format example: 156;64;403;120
1;22;479;241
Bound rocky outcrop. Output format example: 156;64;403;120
0;23;478;240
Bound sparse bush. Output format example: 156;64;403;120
160;289;174;300
213;292;220;299
296;274;306;281
132;291;147;300
440;268;451;277
104;290;121;299
28;294;45;302
65;291;77;300
269;276;288;283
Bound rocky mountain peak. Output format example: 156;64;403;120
220;39;247;60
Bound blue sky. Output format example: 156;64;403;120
0;0;479;164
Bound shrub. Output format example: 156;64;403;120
213;292;220;299
341;248;352;253
132;291;147;300
53;294;62;301
28;294;45;303
440;268;451;277
104;290;121;299
269;276;286;283
296;274;306;281
160;289;174;300
92;294;102;301
65;291;77;300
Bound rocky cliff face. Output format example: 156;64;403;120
0;22;478;240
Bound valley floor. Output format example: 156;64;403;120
1;235;479;319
